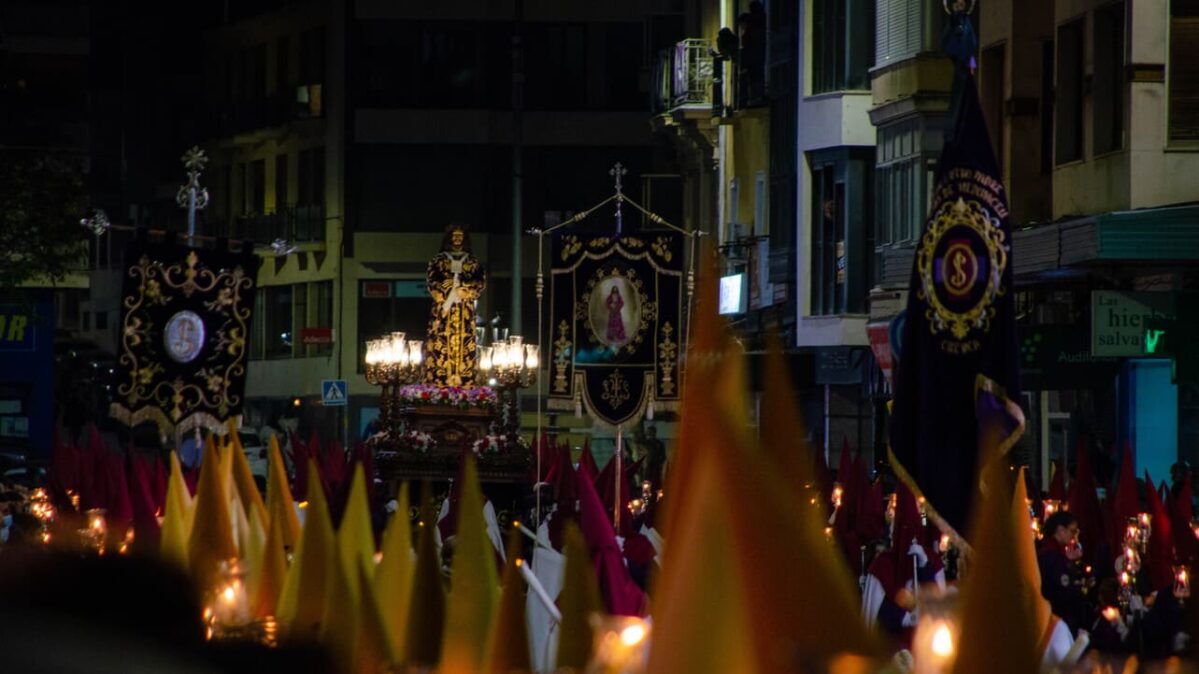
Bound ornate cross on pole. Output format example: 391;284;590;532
609;162;628;236
176;146;210;246
80;208;111;269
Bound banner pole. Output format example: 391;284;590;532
614;424;622;530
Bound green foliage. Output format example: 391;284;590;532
0;152;89;289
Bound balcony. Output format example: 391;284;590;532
207;83;324;139
652;39;716;115
228;205;327;244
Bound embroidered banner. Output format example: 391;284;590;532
110;237;260;436
548;234;683;426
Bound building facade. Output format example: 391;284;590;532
982;0;1199;486
193;0;686;449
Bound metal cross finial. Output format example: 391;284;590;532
176;146;210;245
80;209;111;237
609;162;628;194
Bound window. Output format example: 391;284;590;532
728;177;740;239
274;154;288;212
81;311;90;331
298;147;325;207
243;44;266;101
95;311;108;331
980;44;1005;172
1055;19;1084;164
1093;2;1125;154
248;159;266;215
875;121;922;248
418;24;480;108
307;281;334;357
236;162;247;215
810;151;872;316
1041;40;1055;175
813;0;873;93
604;23;644;110
1170;1;1199;141
875;0;923;67
811;162;842;315
525;23;588;109
276;35;291;95
356;281;429;373
754;171;768;236
261;285;293;359
299;26;326;85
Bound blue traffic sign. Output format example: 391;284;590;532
321;379;347;406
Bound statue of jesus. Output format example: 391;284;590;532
423;223;486;387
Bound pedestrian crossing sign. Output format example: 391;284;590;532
321;379;347;406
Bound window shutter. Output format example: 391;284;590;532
876;0;892;65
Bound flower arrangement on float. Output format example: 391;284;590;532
398;384;498;410
471;433;528;456
397;429;437;454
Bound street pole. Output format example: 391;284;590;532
511;0;524;336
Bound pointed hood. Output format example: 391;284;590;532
1172;473;1197;563
439;455;500;674
228;422;269;529
555;522;602;671
160;451;194;570
1068;440;1107;569
576;441;599;483
1110;443;1140;551
266;433;301;551
401;489;445;668
1046;460;1067;502
486;528;532;674
950;455;1041;674
276;461;336;642
186;437;237;588
253;501;288;619
1145;470;1176;591
338;463;378;607
376;483;415;658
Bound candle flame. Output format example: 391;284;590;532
620;623;647;646
1103;606;1120;622
223;586;236;603
931;623;954;657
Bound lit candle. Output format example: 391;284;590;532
1102;606;1120;623
1176;566;1190;597
911;588;959;674
939;534;951;554
208;558;251;632
831;482;844;509
587;615;651;673
1043;499;1059;518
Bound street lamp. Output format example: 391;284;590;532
364;332;424;435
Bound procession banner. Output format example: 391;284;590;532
110;236;260;436
889;73;1023;535
548;234;683;426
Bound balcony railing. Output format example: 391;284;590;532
228;205;326;243
652;39;715;114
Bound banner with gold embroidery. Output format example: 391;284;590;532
548;234;683;426
110;236;260;436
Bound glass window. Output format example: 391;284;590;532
874;0;923;67
1170;1;1199;141
249;159;266;215
274;154;288;212
276;35;291;95
308;281;334;357
265;285;293;359
813;0;873;93
1093;2;1125;154
1055;18;1084;163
